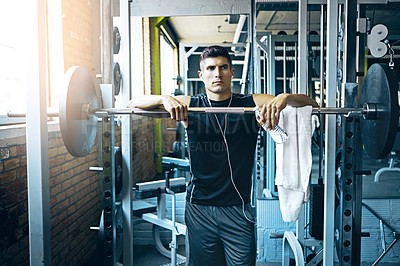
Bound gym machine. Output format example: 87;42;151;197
251;0;400;265
22;0;400;265
14;57;399;264
22;54;394;264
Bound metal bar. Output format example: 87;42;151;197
283;41;287;93
142;213;186;235
102;116;116;265
232;15;247;48
135;177;186;191
324;1;339;265
120;0;134;265
298;0;308;95
380;220;386;252
157;193;166;220
372;238;399;266
153;225;187;262
7;111;59;117
26;0;51;264
266;33;277;196
282;231;305;266
374;167;400;182
342;1;361;264
319;4;326;182
250;0;256;95
294;42;298;93
241;43;251;94
110;107;365;115
339;83;359;265
10;106;368;118
320;4;325;107
166;188;177;265
296;206;305;246
89;166;103;172
306;248;324;266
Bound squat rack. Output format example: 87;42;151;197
24;0;400;265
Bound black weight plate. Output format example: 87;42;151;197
97;203;123;263
98;210;104;257
113;62;122;95
114;147;122;196
59;66;98;157
361;63;399;159
115;202;123;262
113;27;121;54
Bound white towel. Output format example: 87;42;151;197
275;105;313;222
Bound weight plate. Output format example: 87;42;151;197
361;63;399;159
115;202;123;261
114;147;122;196
97;203;123;263
113;27;121;54
113;62;122;95
59;66;98;157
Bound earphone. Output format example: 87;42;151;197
207;95;255;224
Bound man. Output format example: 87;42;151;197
128;45;318;265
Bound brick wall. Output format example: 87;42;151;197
162;118;178;157
0;125;102;266
130;116;177;184
0;118;172;265
49;128;100;265
0;134;28;265
62;0;95;75
0;0;178;264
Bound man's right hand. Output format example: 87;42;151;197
162;95;188;122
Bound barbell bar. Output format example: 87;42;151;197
9;64;399;159
8;105;368;117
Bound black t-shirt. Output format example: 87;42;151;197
186;93;260;206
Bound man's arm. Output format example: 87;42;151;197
126;95;164;109
127;95;191;122
253;93;319;130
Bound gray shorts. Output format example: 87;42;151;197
185;201;256;266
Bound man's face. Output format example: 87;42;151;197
198;56;234;96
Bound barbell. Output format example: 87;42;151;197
9;64;399;159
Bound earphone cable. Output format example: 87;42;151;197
207;95;255;224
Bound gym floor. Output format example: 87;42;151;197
85;244;282;265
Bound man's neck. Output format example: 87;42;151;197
206;91;232;102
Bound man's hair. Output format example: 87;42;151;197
200;45;232;69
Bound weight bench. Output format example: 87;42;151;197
375;133;400;183
132;160;188;265
374;151;400;182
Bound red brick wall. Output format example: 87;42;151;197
0;118;173;265
0;136;28;265
130;116;177;184
48;129;100;265
0;0;177;264
0;126;102;266
62;0;95;75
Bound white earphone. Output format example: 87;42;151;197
207;95;255;224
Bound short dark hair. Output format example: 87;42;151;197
200;45;232;69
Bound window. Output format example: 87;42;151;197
160;33;176;96
0;2;29;125
0;1;63;126
131;16;144;99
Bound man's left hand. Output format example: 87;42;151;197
258;93;289;130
